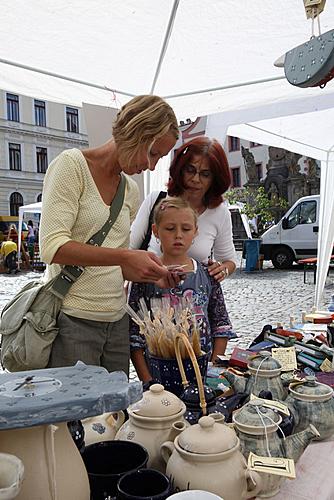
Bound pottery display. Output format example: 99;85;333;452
0;453;24;500
232;400;319;497
115;383;187;472
161;415;262;500
223;351;288;400
286;375;334;440
82;410;125;445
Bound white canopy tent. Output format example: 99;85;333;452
0;0;333;305
17;202;42;267
207;108;334;309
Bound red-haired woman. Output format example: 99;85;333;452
130;136;237;281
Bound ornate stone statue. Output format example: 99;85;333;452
241;146;258;183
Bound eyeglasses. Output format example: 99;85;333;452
183;164;212;180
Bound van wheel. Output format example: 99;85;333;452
271;247;294;269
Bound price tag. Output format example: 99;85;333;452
272;347;297;372
320;358;334;373
248;452;296;478
249;394;290;416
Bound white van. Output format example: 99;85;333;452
261;195;319;269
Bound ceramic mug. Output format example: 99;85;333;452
167;491;223;500
116;468;171;499
82;440;149;500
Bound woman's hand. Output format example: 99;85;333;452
120;249;180;287
208;259;235;282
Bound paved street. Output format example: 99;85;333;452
1;257;333;370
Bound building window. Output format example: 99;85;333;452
231;167;241;187
9;143;22;171
228;136;240;152
10;192;23;216
36;147;48;173
250;141;261;148
6;93;20;122
66;106;79;133
34;100;46;127
37;193;42;202
256;163;263;181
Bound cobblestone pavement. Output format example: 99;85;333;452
1;256;333;376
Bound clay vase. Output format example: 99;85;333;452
0;453;24;500
82;410;125;446
116;384;187;472
161;415;262;500
0;422;90;500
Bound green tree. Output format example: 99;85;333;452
225;186;288;235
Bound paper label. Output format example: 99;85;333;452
272;347;297;371
320;358;334;373
248;452;296;478
249;394;290;416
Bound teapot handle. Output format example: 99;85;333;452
106;410;125;433
160;440;175;465
244;469;262;499
174;332;207;416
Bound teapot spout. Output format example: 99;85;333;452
284;424;320;462
223;370;247;394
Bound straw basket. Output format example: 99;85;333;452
147;343;209;398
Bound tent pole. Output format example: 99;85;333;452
164;75;285;99
150;0;180;94
0;58;136;98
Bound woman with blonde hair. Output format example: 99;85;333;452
40;95;179;374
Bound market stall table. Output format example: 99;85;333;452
256;437;334;500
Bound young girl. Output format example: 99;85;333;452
128;197;236;383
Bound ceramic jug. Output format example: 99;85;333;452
0;453;24;500
115;384;187;472
286;375;334;440
160;415;262;500
233;400;320;497
223;351;288;400
0;422;90;499
82;410;125;445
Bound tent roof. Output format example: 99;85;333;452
1;1;334;119
18;202;42;215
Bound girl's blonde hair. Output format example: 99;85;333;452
153;196;198;227
113;95;179;166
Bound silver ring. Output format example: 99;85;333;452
217;260;222;266
220;270;224;277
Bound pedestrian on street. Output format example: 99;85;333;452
129;197;236;383
130;136;237;282
40;94;180;375
0;238;18;274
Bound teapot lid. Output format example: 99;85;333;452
289;376;333;402
233;401;282;435
178;415;238;454
129;384;185;418
248;351;282;374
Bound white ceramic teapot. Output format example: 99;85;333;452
82;411;125;445
115;384;187;472
160;415;262;500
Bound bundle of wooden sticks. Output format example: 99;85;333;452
124;296;202;359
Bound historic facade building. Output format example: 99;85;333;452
0;90;88;215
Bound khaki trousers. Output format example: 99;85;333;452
48;311;130;376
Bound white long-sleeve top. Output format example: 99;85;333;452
130;191;237;265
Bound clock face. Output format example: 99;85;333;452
0;376;62;398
